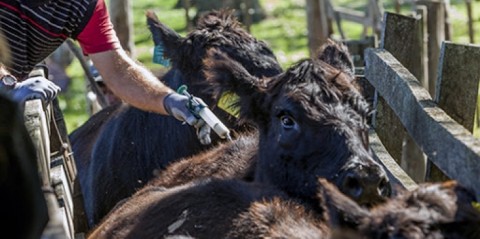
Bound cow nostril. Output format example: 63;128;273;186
343;175;363;199
378;178;392;197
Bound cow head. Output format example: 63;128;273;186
321;179;480;239
146;9;282;110
203;40;391;206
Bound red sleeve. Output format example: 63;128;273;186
76;0;121;54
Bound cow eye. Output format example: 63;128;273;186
280;115;296;129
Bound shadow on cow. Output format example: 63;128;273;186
89;177;480;239
86;40;393;238
328;180;480;239
0;91;49;239
69;9;282;229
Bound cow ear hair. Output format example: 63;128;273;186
203;48;264;98
315;39;355;78
317;178;370;228
203;48;269;122
146;10;185;59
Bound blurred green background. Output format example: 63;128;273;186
59;0;480;133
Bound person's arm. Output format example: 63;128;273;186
90;48;212;144
77;0;171;115
89;49;171;115
77;0;211;144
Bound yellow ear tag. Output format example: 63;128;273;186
473;201;480;213
217;91;240;118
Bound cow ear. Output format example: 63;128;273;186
203;48;268;121
315;39;355;78
317;178;370;228
146;10;184;60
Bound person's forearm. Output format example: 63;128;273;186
90;49;172;115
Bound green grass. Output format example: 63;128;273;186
59;0;480;133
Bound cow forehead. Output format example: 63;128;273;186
265;84;368;140
284;102;364;128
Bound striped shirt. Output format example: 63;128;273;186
0;0;120;79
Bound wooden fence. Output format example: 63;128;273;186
23;65;80;238
359;11;480;197
25;99;77;239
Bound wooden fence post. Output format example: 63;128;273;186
416;0;446;98
443;0;452;41
368;0;384;37
466;0;475;43
109;0;135;57
365;48;480;198
375;12;427;182
306;0;329;56
427;42;480;181
369;129;418;192
436;42;480;133
416;6;429;90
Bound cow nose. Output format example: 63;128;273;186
340;163;392;206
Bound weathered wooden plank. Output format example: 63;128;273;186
365;48;480;197
306;0;329;56
109;0;135;57
428;42;480;182
381;12;423;81
42;189;72;239
343;36;377;67
373;12;424;177
373;95;405;162
369;129;418;192
51;162;75;239
435;42;480;133
380;12;427;182
24;99;51;187
416;0;446;97
334;7;369;25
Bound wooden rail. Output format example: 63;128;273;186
24;98;79;238
352;9;480;198
369;129;418;192
365;48;480;197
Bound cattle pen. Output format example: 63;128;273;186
12;1;480;238
355;10;480;198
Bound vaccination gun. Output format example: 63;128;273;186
177;85;232;141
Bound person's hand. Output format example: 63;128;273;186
12;76;61;103
163;92;212;145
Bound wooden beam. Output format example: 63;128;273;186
306;0;329;56
365;48;480;197
435;42;480;133
24;99;51;187
380;12;427;182
334;7;369;25
416;0;446;98
369;129;418;192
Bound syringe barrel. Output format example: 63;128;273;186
198;107;230;139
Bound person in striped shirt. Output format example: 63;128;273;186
0;0;211;143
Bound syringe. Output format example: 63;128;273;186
177;85;232;141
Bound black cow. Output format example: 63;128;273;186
88;178;480;239
86;40;392;238
142;40;391;206
326;179;480;239
69;9;282;229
